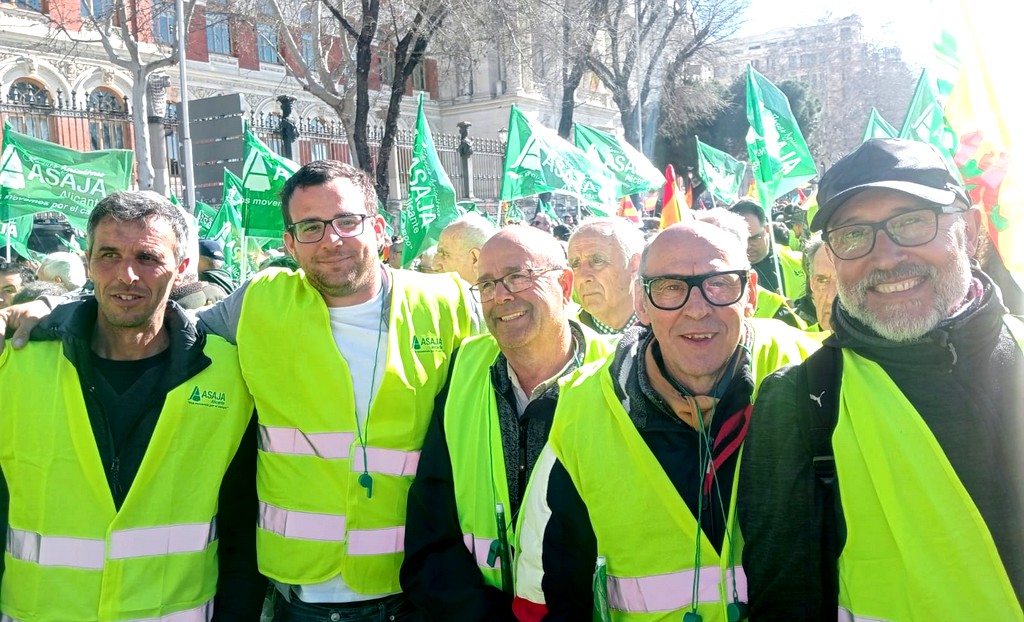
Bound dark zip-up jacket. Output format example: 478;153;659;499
739;271;1024;619
0;298;266;621
401;325;591;621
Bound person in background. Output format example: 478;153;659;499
0;261;34;309
731;199;805;300
794;236;837;332
11;279;69;304
36;251;87;290
199;239;237;295
566;218;644;338
435;214;498;283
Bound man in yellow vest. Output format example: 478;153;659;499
0;162;480;620
401;226;612;620
513;210;817;621
0;191;264;621
739;138;1024;620
793;235;837;334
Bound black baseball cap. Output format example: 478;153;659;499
198;239;225;261
811;138;969;232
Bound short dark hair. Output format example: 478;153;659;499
772;222;790;246
280;160;378;226
729;199;768;226
87;190;189;264
0;261;36;283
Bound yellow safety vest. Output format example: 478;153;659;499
776;248;806;300
835;348;1023;621
0;337;252;622
444;327;612;589
543;320;815;621
240;267;474;593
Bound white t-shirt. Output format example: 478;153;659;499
291;280;394;603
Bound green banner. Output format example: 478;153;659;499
744;66;818;215
401;94;460;268
695;136;747;206
0;123;134;231
862;107;898;142
898;70;959;171
573;123;663;197
501;105;617;213
195;201;217;237
241;128;299;239
504;203;525;224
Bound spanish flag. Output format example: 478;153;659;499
659;164;682;229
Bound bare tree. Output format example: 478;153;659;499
587;0;746;147
251;0;456;203
45;0;198;189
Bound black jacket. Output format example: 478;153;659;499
3;298;266;621
739;272;1024;620
521;326;755;620
401;335;580;622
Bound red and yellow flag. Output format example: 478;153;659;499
659;164;682;229
943;1;1023;286
618;197;641;224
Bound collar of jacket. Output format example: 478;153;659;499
32;297;212;390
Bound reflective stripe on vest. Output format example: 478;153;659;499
259;426;421;476
258;426;355;459
259;501;346;542
347;527;405;555
2;599;213;622
606;566;748;613
7;520;217;569
257;503;405;555
463;532;500;570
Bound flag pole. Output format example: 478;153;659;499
240;228;248;283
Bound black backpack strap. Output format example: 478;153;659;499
803;345;842;617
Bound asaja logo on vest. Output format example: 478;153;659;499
412;334;444;353
188;386;228;409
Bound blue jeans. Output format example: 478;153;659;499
272;593;424;622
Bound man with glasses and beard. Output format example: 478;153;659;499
512;211;816;621
739;139;1024;620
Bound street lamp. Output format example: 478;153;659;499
497;126;508;147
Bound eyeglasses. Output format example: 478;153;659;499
288;214;372;244
824;205;962;260
470;267;563;303
641;270;749;311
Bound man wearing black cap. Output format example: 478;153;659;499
198;239;237;295
739;138;1024;619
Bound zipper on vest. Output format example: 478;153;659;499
87;384;125;503
110;456;122;499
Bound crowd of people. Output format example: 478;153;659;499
0;137;1020;621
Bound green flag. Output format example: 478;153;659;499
206;169;246;281
501;106;618;213
2;214;36;261
241;128;299;238
194;201;217;237
504;203;525;224
0;123;134;230
744;66;817;215
898;70;959;167
695;137;747;206
401;94;460;268
862;107;898;142
573;123;663;197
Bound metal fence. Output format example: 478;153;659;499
2;93;506;213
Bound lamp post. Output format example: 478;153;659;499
497;127;509;223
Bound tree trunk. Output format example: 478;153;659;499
131;72;154;189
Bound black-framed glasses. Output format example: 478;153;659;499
288;214;372;244
824;205;962;260
641;270;749;311
470;267;564;303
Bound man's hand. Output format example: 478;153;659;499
0;300;51;354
